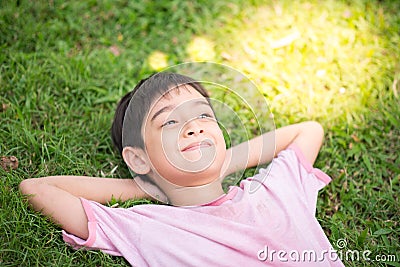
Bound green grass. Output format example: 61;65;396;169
1;0;399;266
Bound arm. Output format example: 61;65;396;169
109;122;322;196
19;176;147;239
19;121;322;238
223;121;324;176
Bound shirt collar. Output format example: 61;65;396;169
201;186;238;206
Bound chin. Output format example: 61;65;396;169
156;149;226;187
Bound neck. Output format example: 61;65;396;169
147;173;225;206
166;178;225;206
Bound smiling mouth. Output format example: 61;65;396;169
181;140;212;152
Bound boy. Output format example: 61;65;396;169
20;72;343;266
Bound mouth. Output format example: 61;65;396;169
181;140;212;152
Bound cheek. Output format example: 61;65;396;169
160;130;180;161
161;130;179;147
214;128;227;163
213;126;226;147
144;131;164;161
146;131;178;168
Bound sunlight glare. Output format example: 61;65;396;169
148;51;169;71
187;36;216;61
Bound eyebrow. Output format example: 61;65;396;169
151;105;174;122
150;99;211;122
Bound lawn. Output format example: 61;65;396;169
1;0;399;266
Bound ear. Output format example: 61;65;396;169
122;147;151;175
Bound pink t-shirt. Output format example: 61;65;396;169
63;145;344;266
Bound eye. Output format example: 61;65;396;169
161;120;177;127
198;113;213;119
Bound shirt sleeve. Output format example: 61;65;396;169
287;144;331;185
62;198;122;256
245;144;331;215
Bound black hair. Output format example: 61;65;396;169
111;76;152;154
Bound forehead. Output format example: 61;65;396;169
149;85;207;113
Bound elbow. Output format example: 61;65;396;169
307;120;324;144
19;179;34;196
309;120;324;133
19;178;43;197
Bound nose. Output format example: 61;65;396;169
183;119;204;137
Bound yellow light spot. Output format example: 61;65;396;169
187;36;216;61
117;33;123;42
148;51;169;71
316;69;326;77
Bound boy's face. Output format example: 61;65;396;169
142;85;226;187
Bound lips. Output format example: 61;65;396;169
181;140;212;152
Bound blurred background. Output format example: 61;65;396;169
1;1;399;266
